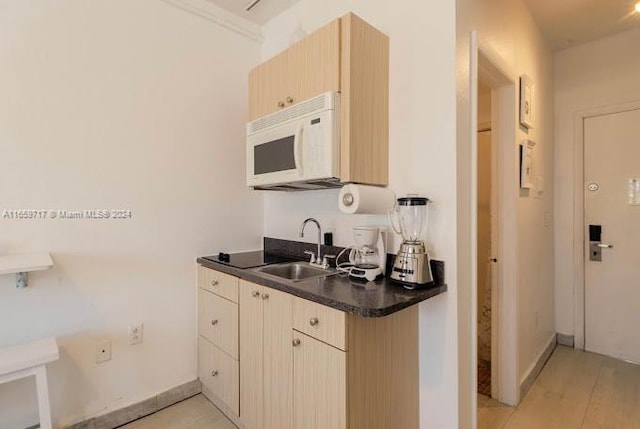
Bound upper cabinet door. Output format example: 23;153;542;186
248;19;340;121
249;52;289;121
287;19;340;110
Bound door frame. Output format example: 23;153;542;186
573;100;640;350
470;32;520;410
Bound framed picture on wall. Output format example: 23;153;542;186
519;74;534;129
520;139;535;189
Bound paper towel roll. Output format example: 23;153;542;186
338;184;396;215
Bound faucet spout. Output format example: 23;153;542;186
299;218;322;261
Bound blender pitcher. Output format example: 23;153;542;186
389;197;430;243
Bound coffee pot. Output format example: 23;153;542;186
347;226;386;282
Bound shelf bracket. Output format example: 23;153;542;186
16;272;28;288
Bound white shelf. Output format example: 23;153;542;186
0;253;53;275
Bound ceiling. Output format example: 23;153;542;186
204;0;300;25
522;0;640;50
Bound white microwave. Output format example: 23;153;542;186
246;92;341;190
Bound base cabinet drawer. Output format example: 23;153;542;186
199;336;239;415
198;265;239;303
293;297;347;350
198;289;239;359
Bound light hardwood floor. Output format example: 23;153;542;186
120;394;237;429
479;345;640;429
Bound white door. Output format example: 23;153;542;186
584;108;640;364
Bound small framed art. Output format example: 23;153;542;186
519;75;534;129
520;140;535;189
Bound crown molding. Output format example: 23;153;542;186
160;0;263;42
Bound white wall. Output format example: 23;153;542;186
259;2;458;428
0;1;262;427
554;28;640;336
457;0;555;420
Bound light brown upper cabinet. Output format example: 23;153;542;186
248;13;389;186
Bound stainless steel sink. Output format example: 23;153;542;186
256;262;337;282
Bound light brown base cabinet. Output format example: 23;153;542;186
197;265;241;421
198;267;419;429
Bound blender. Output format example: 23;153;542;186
389;196;433;288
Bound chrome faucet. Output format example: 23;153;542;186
299;218;322;264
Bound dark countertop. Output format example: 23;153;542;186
196;256;447;318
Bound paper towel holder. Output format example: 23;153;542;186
342;193;355;207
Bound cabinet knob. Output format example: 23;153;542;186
252;290;260;298
211;280;219;287
292;338;301;347
277;101;285;108
211;370;218;377
211;319;218;326
286;96;294;104
309;317;319;326
262;293;270;300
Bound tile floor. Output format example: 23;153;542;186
478;360;491;397
479;345;640;429
119;394;236;429
121;345;640;429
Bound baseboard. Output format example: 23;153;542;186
519;333;556;401
557;333;575;347
64;379;201;429
201;383;248;429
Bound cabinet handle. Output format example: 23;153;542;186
211;280;219;287
292;338;301;347
252;290;260;298
211;319;218;326
286;96;294;104
277;101;285;108
309;317;319;326
211;370;218;377
262;293;270;300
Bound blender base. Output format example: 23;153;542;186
390;242;433;287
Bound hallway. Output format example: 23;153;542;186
479;345;640;429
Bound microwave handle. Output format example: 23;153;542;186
294;124;303;175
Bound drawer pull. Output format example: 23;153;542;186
292;338;301;347
211;280;219;287
277;101;285;108
211;370;218;377
211;319;218;326
309;317;319;326
262;293;270;300
252;290;260;298
286;96;294;104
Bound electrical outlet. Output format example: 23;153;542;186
96;339;112;364
129;324;143;345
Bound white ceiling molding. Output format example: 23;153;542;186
160;0;262;42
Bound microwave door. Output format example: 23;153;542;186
293;124;303;176
248;123;303;186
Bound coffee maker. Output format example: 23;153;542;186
389;196;433;288
347;226;386;282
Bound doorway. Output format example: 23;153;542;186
581;106;640;363
476;82;493;398
470;40;520;413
